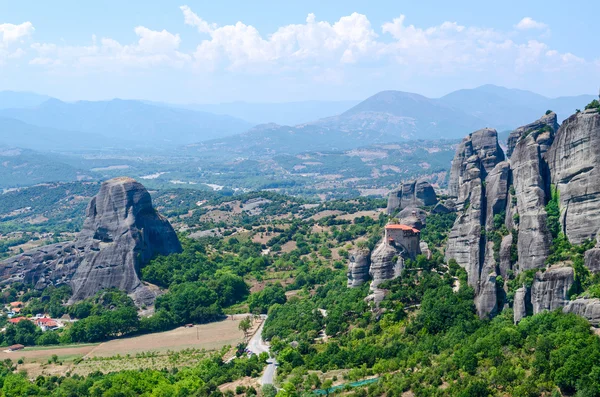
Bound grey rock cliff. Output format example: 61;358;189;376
531;266;574;314
510;114;555;271
446;128;506;318
507;112;558;158
369;240;404;290
513;287;529;324
386;179;437;214
585;247;600;274
347;248;371;288
449;128;505;199
548;109;600;244
563;298;600;326
0;177;182;306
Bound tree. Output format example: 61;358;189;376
239;317;252;340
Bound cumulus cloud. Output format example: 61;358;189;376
515;17;548;30
0;22;34;44
7;8;590;83
181;7;378;69
29;26;189;69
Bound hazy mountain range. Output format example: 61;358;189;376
0;85;594;156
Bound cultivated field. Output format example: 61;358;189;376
5;318;247;378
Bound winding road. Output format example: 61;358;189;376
246;318;277;385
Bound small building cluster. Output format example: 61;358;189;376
4;301;64;333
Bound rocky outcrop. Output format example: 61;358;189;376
474;242;499;318
446;128;506;318
531;266;574;314
432;200;456;214
548;108;600;244
347;248;371;288
398;207;426;230
585;247;600;274
511;114;556;271
448;128;505;199
563;298;600;326
0;177;182;306
507;112;558;158
386;180;437;214
513;287;529;324
369;240;404;290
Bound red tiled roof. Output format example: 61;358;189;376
35;318;54;324
8;317;28;324
385;224;420;233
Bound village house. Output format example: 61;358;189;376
33;317;60;332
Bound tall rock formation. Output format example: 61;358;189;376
386;179;437;215
511;112;557;271
547;108;600;244
446;128;506;317
446;107;600;325
0;177;182;306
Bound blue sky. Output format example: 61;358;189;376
0;0;598;103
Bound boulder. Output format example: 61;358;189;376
347;248;371;288
563;298;600;326
547;109;600;244
531;266;574;314
0;177;182;306
420;241;431;260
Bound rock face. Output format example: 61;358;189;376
547;109;600;244
448;128;505;199
585;247;600;274
446;109;600;325
507;112;559;158
564;298;600;326
386;180;437;214
511;114;556;271
513;287;529;324
531;266;574;314
0;177;182;306
446;128;506;317
347;248;371;288
369;240;404;290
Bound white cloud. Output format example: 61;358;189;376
515;17;548;30
7;9;589;85
0;22;34;44
182;7;378;69
29;26;189;70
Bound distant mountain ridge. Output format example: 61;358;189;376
0;97;253;150
194;85;594;156
0;86;594;155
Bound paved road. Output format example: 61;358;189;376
246;319;277;385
